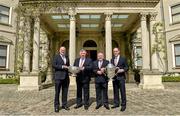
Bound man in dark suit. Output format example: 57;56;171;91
52;46;70;112
73;49;92;110
111;48;128;112
93;52;110;110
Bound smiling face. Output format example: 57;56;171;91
113;48;120;57
79;50;87;58
59;46;66;55
97;52;104;61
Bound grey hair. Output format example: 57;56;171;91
79;49;86;52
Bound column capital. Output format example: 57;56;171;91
68;8;76;20
105;12;113;21
140;12;148;21
149;12;157;21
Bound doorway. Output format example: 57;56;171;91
86;50;97;61
83;40;97;61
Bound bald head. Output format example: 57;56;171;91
59;46;66;55
97;52;104;61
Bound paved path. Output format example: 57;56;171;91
0;82;180;115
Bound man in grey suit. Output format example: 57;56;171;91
52;46;70;112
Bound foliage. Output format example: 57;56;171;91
152;22;167;73
0;78;19;84
162;76;180;82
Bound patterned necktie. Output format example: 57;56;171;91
79;58;84;67
98;61;102;69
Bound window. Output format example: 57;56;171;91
174;44;180;67
171;4;180;23
0;5;10;24
136;46;142;67
0;45;7;68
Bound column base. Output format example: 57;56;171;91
18;72;42;91
139;70;164;89
44;71;53;84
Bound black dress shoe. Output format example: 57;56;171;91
54;107;59;112
95;105;102;109
84;106;89;110
111;105;119;109
74;104;83;109
61;106;70;110
120;106;126;112
104;105;110;110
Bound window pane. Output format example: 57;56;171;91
0;5;9;15
172;13;180;23
175;56;180;66
137;58;142;66
175;44;180;55
0;45;7;57
0;57;6;67
136;47;142;57
172;4;180;15
0;14;9;24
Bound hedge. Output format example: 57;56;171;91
162;76;180;82
0;78;19;84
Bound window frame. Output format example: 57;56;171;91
174;44;180;67
170;3;180;24
0;43;10;70
0;4;12;25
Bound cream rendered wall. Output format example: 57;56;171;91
162;0;180;72
0;0;19;77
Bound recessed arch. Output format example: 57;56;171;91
83;40;97;47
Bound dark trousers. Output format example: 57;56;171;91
76;81;90;107
54;78;69;107
112;77;126;106
95;82;108;106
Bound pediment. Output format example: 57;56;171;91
169;34;180;43
0;36;13;44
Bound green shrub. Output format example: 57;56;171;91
162;76;180;82
0;78;19;84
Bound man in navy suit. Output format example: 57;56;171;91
93;52;110;110
111;48;128;112
73;49;92;110
52;46;70;112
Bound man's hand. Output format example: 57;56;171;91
100;68;106;73
80;67;85;71
117;69;124;73
97;71;102;75
63;65;68;69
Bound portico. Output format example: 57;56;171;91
17;0;164;91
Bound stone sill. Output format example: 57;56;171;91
0;22;12;27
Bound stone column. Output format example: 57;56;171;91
69;11;76;65
150;13;158;70
140;13;150;70
23;17;31;73
18;16;42;91
105;12;113;61
32;16;40;72
68;9;76;86
139;13;164;90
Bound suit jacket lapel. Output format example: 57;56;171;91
59;55;65;65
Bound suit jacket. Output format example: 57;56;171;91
111;56;128;80
93;59;109;84
52;54;70;80
74;58;92;83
